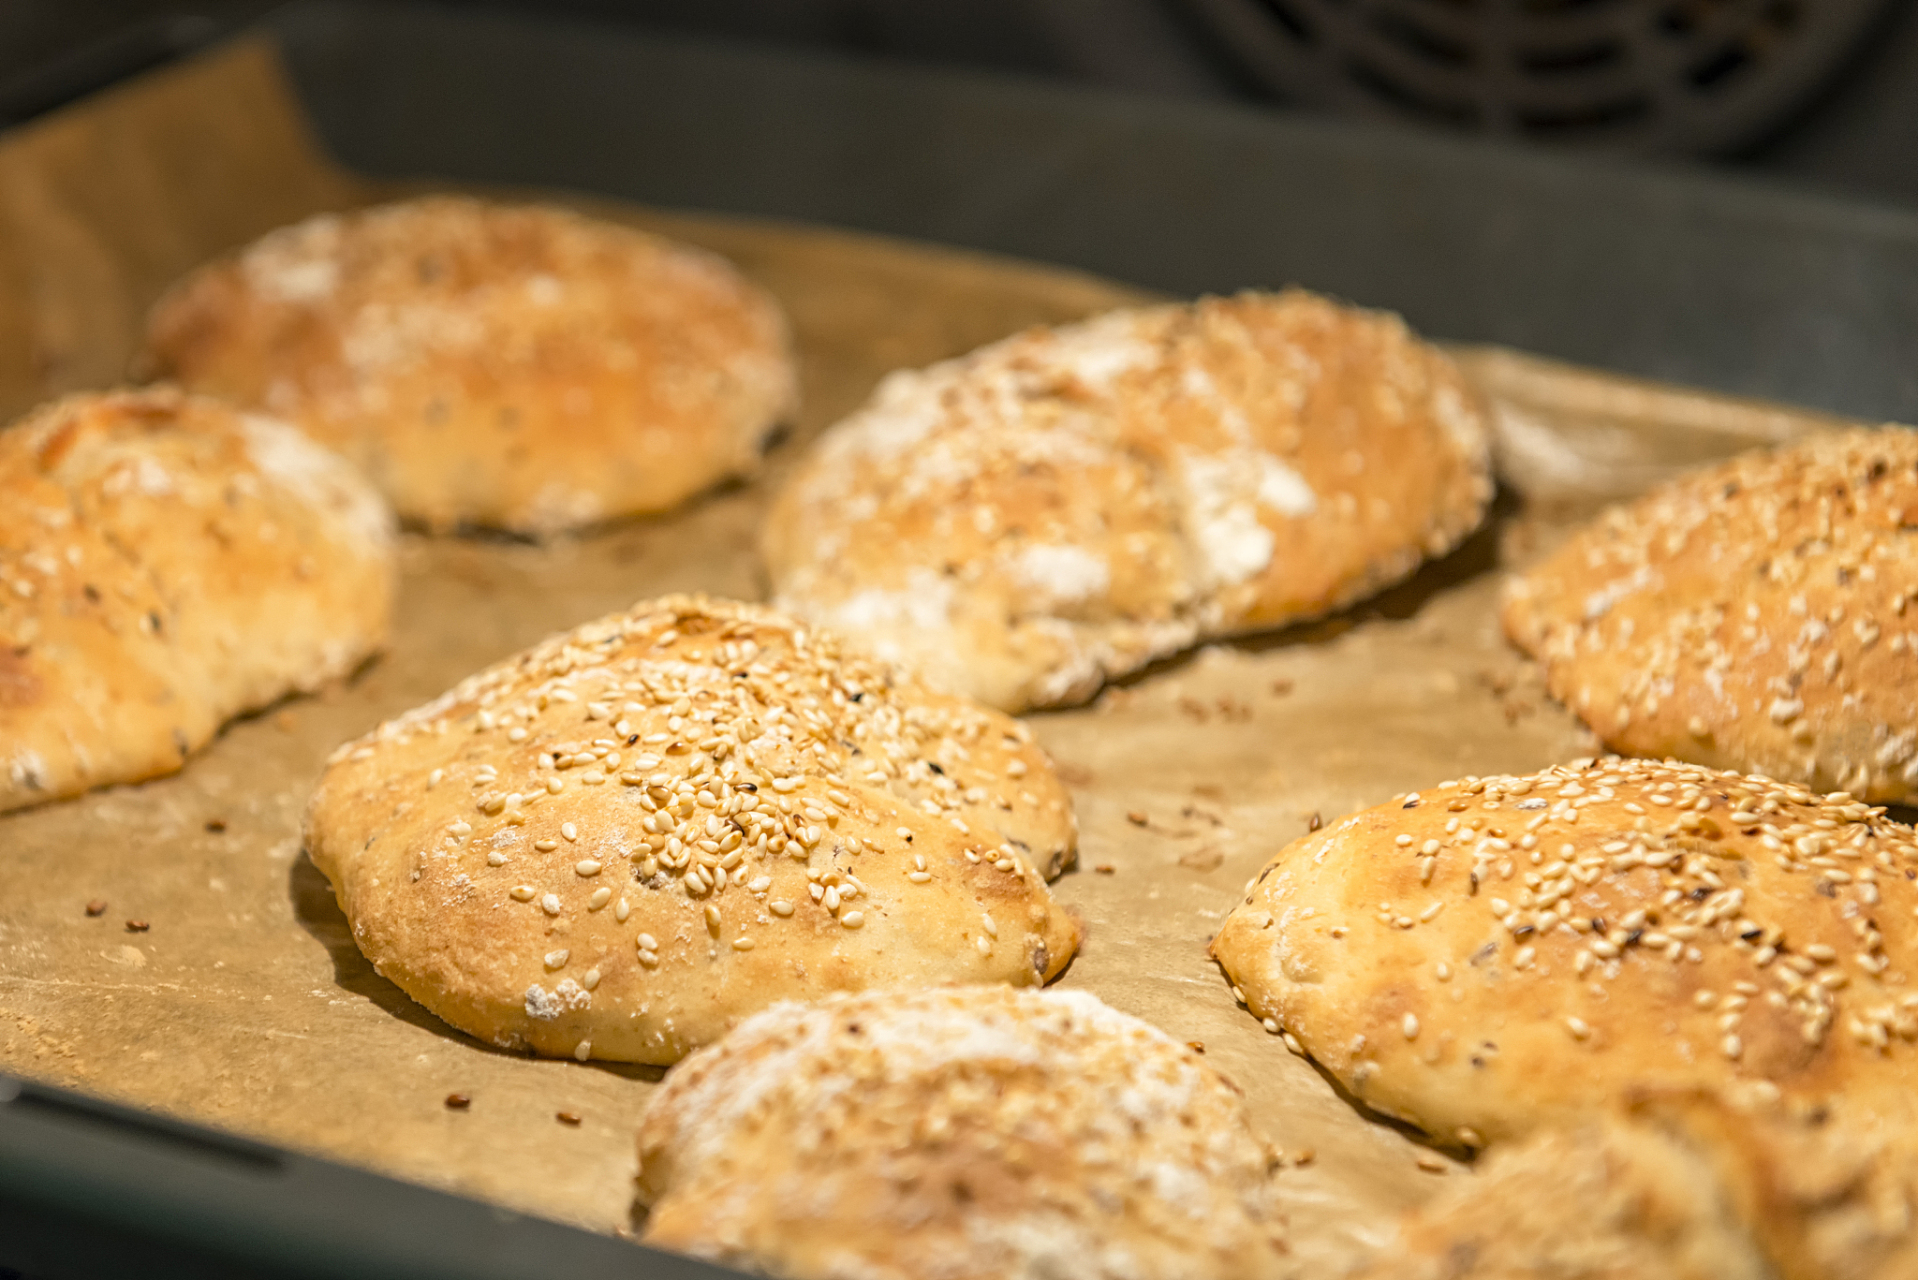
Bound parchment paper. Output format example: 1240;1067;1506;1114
0;38;1863;1273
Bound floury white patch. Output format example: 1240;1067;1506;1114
524;979;591;1021
765;291;1492;712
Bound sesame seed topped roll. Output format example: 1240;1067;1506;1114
1503;427;1918;805
303;596;1080;1065
636;987;1290;1280
145;196;797;536
0;387;395;814
1210;759;1918;1149
764;289;1493;712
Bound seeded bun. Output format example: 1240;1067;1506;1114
303;596;1080;1065
0;387;395;814
763;290;1493;712
1503;428;1918;805
144;196;798;535
1209;759;1918;1149
1349;1111;1772;1280
634;986;1290;1280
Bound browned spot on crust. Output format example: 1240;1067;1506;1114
0;648;41;709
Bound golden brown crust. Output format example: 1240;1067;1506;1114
1210;759;1918;1149
0;387;395;814
1631;1089;1918;1280
1503;428;1918;804
145;196;798;535
303;596;1081;1065
1360;1090;1918;1280
1347;1114;1772;1280
634;987;1290;1280
763;290;1492;712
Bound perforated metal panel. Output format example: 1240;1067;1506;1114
1179;0;1896;153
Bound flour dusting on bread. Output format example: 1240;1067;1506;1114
765;289;1492;711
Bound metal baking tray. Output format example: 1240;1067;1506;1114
6;3;1918;1276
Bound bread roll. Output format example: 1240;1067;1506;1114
764;290;1492;712
1354;1091;1918;1280
304;596;1080;1065
0;387;394;814
635;987;1289;1280
1347;1114;1771;1280
1210;759;1918;1148
1635;1090;1918;1280
145;196;797;535
1503;427;1918;804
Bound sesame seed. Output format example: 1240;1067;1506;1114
487;851;508;866
541;894;561;916
841;912;864;929
1565;1017;1591;1040
544;949;569;969
638;949;659;968
561;823;578;841
573;1041;592;1062
705;905;722;933
1402;1014;1420;1040
588;887;611;910
534;839;558;852
614;898;630;922
582;969;601;990
732;937;756;951
1722;1034;1743;1059
575;859;601;877
510;885;536;901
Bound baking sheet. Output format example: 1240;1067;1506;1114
0;37;1863;1274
